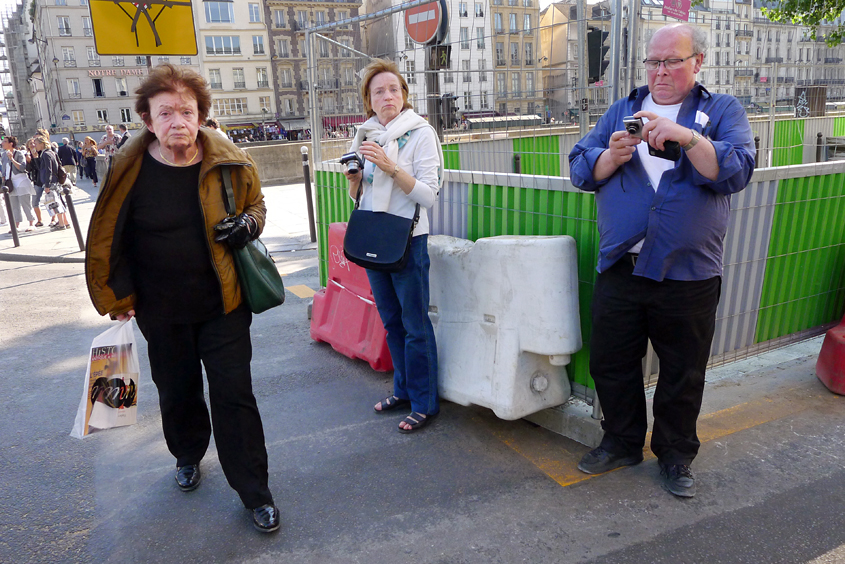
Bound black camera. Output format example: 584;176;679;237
622;116;681;161
340;152;364;175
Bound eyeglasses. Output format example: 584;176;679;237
643;54;698;71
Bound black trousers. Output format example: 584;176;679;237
590;258;721;465
136;306;273;509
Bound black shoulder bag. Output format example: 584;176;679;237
343;182;420;272
220;166;285;314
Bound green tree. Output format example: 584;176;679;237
762;0;845;46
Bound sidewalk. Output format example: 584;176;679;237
0;175;317;264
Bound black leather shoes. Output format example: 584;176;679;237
252;504;281;533
659;462;696;498
577;446;644;475
175;464;202;492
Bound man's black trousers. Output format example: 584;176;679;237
590;258;721;465
136;306;273;509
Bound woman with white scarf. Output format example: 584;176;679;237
345;59;444;434
2;136;36;232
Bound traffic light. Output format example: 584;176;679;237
587;27;610;83
0;123;6;139
441;93;458;128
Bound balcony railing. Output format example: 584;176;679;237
58;27;72;36
88;59;101;67
736;29;753;37
825;57;843;63
765;56;784;63
68;92;81;99
113;58;124;66
496;57;506;66
234;81;246;88
735;69;754;76
281;81;293;88
63;59;76;67
210;82;223;89
510;57;520;65
83;28;93;37
257;80;269;88
300;80;309;89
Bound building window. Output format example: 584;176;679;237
112;56;124;66
460;27;469;49
277;39;290;58
479;59;487;81
120;108;132;122
524;42;533;64
509;13;517;33
205;1;234;23
280;68;292;88
205;36;241;55
344;66;355;86
209;69;222;89
55;0;67;5
58;16;71;36
180;57;191;64
494;13;503;33
233;68;246;88
72;110;84;125
340;39;351;57
511;72;520;96
97;109;108;123
283;98;294;114
296;10;307;28
497;72;506;95
480;92;488;108
526;72;534;96
136;56;146;65
319;39;329;58
475;2;484;16
61;47;75;63
405;60;416;84
245;35;262;55
249;3;261;22
510;42;519;65
257;67;269;88
157;56;170;63
337;10;349;28
524;14;531;32
115;77;128;96
67;78;81;97
462;60;471;82
259;96;270;111
477;27;485;49
273;10;286;28
82;16;92;36
212;98;248;116
459;2;468;16
464;91;472;110
496;42;505;65
315;11;326;25
87;46;100;65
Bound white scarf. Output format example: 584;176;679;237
350;109;444;212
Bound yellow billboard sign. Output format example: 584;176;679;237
89;0;198;56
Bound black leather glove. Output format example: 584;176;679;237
214;213;255;250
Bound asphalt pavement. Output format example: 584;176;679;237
1;173;844;564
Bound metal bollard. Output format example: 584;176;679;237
301;146;317;243
754;136;761;168
514;153;521;174
591;392;602;420
2;186;20;248
816;132;825;163
63;185;84;252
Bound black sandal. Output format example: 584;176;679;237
373;395;409;413
398;412;436;434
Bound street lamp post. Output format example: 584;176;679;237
261;107;268;141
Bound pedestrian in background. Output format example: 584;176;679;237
3;136;35;232
117;124;131;150
569;23;755;498
85;63;280;533
345;59;444;434
57;137;78;185
82;137;99;188
34;136;69;231
97;124;121;162
25;137;45;227
75;141;86;179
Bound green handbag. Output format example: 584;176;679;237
221;166;285;314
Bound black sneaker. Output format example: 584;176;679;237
577;446;644;475
659;462;696;498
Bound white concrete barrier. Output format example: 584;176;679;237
428;235;582;420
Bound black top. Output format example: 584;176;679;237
57;144;77;166
127;151;223;323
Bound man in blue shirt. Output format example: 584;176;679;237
569;24;755;497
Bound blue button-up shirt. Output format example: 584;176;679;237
569;83;756;282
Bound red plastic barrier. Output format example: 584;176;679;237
816;314;845;395
326;222;373;300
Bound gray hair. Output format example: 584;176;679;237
62;137;69;144
648;24;708;57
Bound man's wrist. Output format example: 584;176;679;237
683;129;701;151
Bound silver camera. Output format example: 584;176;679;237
623;116;643;138
340;152;364;175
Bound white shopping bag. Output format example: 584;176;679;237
70;319;141;439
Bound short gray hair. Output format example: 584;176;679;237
62;137;69;144
648;24;708;57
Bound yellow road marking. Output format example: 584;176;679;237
286;284;317;299
493;382;835;488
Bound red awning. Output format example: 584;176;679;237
323;115;366;128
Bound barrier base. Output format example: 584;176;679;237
816;317;845;395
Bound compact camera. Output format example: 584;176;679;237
340;152;364;175
622;116;681;161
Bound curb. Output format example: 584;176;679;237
0;252;85;263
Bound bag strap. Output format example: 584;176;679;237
354;177;421;230
220;165;237;217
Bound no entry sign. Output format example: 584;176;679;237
405;1;442;45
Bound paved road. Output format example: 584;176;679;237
1;176;843;564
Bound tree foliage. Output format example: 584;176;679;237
762;0;845;46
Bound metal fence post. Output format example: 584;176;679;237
63;185;84;251
513;153;521;174
301;146;317;243
754;136;761;168
816;132;824;163
2;186;19;248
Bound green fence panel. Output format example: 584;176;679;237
756;173;845;343
771;119;805;167
443;143;461;170
315;170;355;287
467;183;598;388
512;136;561;176
835;117;845;137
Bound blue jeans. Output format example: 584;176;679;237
366;235;439;416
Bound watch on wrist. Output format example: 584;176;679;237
389;164;400;178
683;130;702;151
